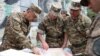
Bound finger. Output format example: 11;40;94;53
46;46;49;50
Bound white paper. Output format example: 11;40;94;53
0;49;40;56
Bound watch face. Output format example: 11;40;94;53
93;37;100;55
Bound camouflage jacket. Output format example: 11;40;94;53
38;16;66;48
85;13;100;56
0;13;33;51
64;14;92;54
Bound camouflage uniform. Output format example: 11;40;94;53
80;0;100;56
0;13;33;51
85;13;100;56
64;14;91;54
0;3;42;51
38;16;66;48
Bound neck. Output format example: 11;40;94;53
72;16;78;20
71;16;79;23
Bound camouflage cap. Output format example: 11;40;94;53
70;2;81;10
80;0;90;6
29;3;42;14
50;2;62;13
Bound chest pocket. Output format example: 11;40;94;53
46;26;57;37
46;24;63;37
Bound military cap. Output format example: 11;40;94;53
29;3;42;14
80;0;90;6
70;2;81;10
50;2;62;13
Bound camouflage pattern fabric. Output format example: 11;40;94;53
38;16;65;48
0;13;33;51
86;13;100;56
64;14;91;54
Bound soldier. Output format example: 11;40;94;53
0;3;41;54
80;0;100;56
37;3;67;49
64;2;92;56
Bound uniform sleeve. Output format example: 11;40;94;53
8;16;33;49
63;17;69;33
84;15;92;30
63;22;67;33
38;21;46;34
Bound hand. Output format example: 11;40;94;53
32;47;40;55
42;42;49;50
61;45;66;49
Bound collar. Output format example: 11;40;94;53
71;15;82;23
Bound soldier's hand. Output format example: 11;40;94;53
42;42;49;50
61;44;66;48
32;47;40;55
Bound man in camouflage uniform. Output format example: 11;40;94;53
64;2;92;56
81;0;100;56
37;3;67;50
0;3;41;54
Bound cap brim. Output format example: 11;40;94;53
71;8;80;10
70;6;81;10
80;0;89;6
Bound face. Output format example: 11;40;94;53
26;10;37;22
70;9;80;18
61;12;67;18
88;0;100;13
61;13;66;17
49;11;58;20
